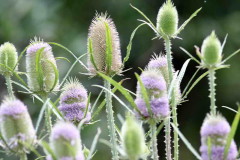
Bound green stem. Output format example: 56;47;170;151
164;37;179;160
5;75;14;98
42;95;52;133
20;153;27;160
164;117;172;160
104;80;119;160
208;69;216;115
150;123;158;160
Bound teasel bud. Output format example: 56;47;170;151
157;0;179;37
201;31;222;67
0;42;18;76
147;54;181;104
58;78;91;123
87;13;122;76
26;38;59;94
135;69;170;121
200;114;237;160
0;98;36;153
49;121;84;160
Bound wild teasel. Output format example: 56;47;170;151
135;69;170;121
87;13;122;76
49;121;84;160
200;114;237;160
58;78;91;123
0;42;18;76
26;37;59;94
0;98;36;154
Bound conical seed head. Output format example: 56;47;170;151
0;98;36;152
50;121;84;159
157;0;179;36
26;38;59;93
59;78;91;123
87;13;122;75
201;31;222;66
121;115;145;159
0;42;18;76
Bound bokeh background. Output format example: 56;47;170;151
0;0;239;159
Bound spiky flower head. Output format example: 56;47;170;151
147;54;181;104
58;78;91;123
87;13;122;76
49;121;84;160
0;98;36;153
0;42;18;76
201;31;222;67
157;0;179;37
200;114;237;160
135;69;170;121
121;114;146;160
26;37;59;94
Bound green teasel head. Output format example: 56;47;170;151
87;13;122;76
121;114;146;160
0;42;18;76
26;38;59;95
157;0;179;37
201;31;222;67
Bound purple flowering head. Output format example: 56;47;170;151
135;69;169;121
200;114;237;160
59;78;91;123
0;98;36;153
50;121;84;159
26;37;59;93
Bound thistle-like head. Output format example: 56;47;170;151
0;98;36;153
157;0;179;37
26;37;59;94
50;121;84;160
201;31;222;67
87;13;122;76
59;78;91;123
121;114;146;159
0;42;18;76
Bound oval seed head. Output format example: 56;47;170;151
135;69;170;121
157;0;179;37
58;78;91;123
0;98;36;153
50;121;84;160
201;31;222;66
26;38;59;94
200;114;237;160
147;54;181;104
87;13;122;76
121;114;146;159
0;42;18;76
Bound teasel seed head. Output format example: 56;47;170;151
200;114;237;160
26;37;59;94
0;42;18;76
157;0;179;37
49;121;84;160
87;13;122;76
58;78;91;123
135;69;170;121
201;31;222;67
121;114;146;160
0;98;36;154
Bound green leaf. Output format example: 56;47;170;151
84;93;91;118
13;45;29;70
88;38;98;71
55;57;70;63
177;59;191;85
35;98;50;133
222;48;240;64
46;59;59;92
41;141;57;160
35;48;45;90
180;47;201;64
223;106;240;160
104;22;113;73
135;73;152;116
207;137;212;160
86;128;101;160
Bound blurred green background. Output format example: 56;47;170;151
0;0;239;159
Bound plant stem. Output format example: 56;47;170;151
20;153;27;160
150;123;158;160
5;75;14;98
164;37;179;160
208;69;216;115
165;117;172;160
104;79;119;160
42;95;52;134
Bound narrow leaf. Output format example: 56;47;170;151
104;22;113;73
